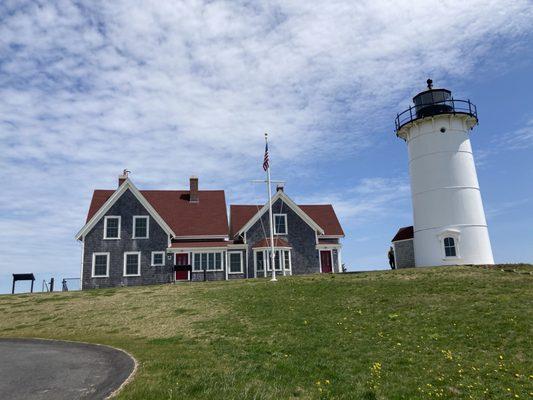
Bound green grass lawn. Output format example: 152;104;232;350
1;266;532;399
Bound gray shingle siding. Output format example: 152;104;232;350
82;189;173;289
244;198;320;276
191;271;225;281
393;239;415;269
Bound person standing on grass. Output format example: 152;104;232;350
388;247;395;269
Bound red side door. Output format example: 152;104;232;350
320;250;333;273
175;253;189;281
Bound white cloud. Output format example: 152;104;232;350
501;118;533;149
296;177;411;224
0;0;532;279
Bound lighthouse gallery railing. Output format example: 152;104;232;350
395;98;478;132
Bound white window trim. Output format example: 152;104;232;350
228;251;243;274
254;249;265;277
151;251;165;266
264;249;291;272
132;216;150;239
283;249;292;274
437;229;461;260
443;237;460;259
191;251;225;272
123;251;141;277
91;252;110;278
273;213;288;235
103;216;121;240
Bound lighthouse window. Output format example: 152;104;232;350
443;237;457;257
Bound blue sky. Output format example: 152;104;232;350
1;1;533;294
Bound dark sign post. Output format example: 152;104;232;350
12;273;36;294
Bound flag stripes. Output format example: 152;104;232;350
263;142;269;171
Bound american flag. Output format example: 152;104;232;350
263;142;269;171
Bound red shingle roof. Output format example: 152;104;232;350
299;205;344;236
392;226;414;242
229;204;344;237
229;205;260;237
86;189;228;237
252;238;291;248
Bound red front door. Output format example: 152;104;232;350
320;250;333;273
175;253;189;281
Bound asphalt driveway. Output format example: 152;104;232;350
0;338;135;400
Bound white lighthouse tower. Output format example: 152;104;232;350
395;79;494;266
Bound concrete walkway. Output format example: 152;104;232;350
0;338;135;399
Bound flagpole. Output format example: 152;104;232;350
265;133;277;282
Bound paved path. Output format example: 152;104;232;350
0;338;135;400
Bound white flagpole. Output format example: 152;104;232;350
265;133;277;282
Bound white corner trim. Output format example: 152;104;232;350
123;251;141;277
75;178;175;240
132;215;150;239
235;191;324;237
91;252;110;278
103;216;121;239
80;239;84;289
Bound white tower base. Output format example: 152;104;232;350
398;111;494;267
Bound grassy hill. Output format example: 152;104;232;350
1;266;532;399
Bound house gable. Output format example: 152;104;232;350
234;191;325;237
75;179;175;240
244;197;319;276
81;188;173;289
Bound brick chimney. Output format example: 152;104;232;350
118;170;130;187
189;176;199;203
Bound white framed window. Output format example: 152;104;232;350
284;250;292;271
443;237;457;258
228;252;243;274
123;251;141;276
266;250;283;271
192;252;224;272
151;251;165;266
256;249;291;272
255;251;265;272
274;214;287;235
104;216;121;239
438;229;460;260
133;216;149;239
92;252;110;277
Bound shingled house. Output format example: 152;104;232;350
76;174;344;289
391;226;415;268
230;186;344;278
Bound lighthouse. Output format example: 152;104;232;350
394;79;494;267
